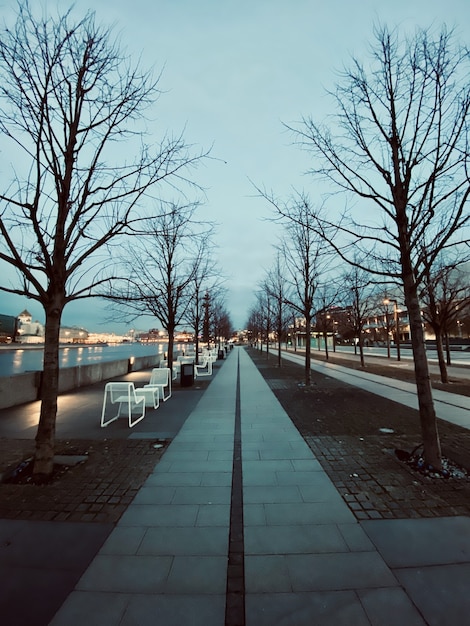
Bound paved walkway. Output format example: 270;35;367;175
43;347;470;625
280;349;470;430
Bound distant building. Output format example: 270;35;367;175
16;309;44;343
0;313;17;342
138;329;168;342
59;326;89;343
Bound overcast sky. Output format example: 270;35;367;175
1;0;469;332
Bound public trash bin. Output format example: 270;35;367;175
181;362;194;387
217;349;225;360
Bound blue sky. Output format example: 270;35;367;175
1;0;469;332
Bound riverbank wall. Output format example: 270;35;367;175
0;354;160;410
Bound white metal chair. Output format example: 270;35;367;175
135;385;160;409
177;355;195;364
101;382;146;428
201;349;217;363
144;367;172;401
160;359;179;380
195;357;213;377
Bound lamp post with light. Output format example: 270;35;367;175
383;298;401;361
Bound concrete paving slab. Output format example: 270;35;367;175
358;587;426;625
164;555;227;593
243;485;303;503
100;526;146;555
170;485;231;505
195;503;231;526
362;516;470;567
207;449;234;461
119;503;199;526
396;563;470;626
264;501;356;525
245;591;370;626
275;470;336;486
242;470;278;485
50;590;129;626
131;486;176;504
244;503;267;525
337;523;376;552
121;594;226;626
286;552;398;592
245;554;292;592
244;524;350;554
137;526;228;556
76;554;173;593
144;471;203;486
156;459;232;473
200;471;233;486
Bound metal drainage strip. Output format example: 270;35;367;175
225;352;245;626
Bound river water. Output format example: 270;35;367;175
0;342;172;376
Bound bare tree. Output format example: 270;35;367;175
262;252;290;366
272;194;330;385
250;288;274;357
314;283;340;361
372;291;395;358
246;304;263;348
210;294;233;350
339;268;375;367
0;3;206;476
182;230;219;362
421;259;470;382
288;26;470;469
200;284;231;349
108;202;208;371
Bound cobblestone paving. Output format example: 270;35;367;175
0;438;168;523
248;348;470;521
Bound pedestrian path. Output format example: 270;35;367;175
279;349;470;430
51;347;434;625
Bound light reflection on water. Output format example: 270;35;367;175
0;342;170;376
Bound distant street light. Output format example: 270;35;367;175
383;298;401;361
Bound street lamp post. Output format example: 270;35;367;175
384;298;401;361
384;308;391;358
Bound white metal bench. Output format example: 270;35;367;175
135;385;160;409
177;355;195;364
144;367;172;401
201;349;217;363
195;357;213;377
160;359;179;380
101;382;147;428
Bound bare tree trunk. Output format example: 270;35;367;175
324;330;329;361
406;288;442;469
33;304;62;475
305;318;311;385
358;338;365;368
195;334;200;364
444;331;452;367
167;328;175;372
435;332;449;384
